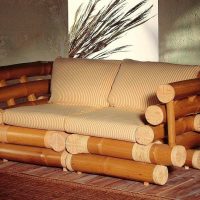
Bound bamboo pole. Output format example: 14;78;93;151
176;131;200;149
63;153;168;185
145;95;200;125
66;134;186;167
0;125;68;152
135;115;199;145
0;80;50;102
0;143;66;167
185;149;200;170
156;78;200;103
0;62;53;81
7;98;48;109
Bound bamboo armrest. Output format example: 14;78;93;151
0;62;53;109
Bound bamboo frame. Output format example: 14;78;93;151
156;78;200;104
176;131;200;149
65;153;168;185
0;143;65;167
0;125;68;152
66;134;186;167
145;95;200;125
0;62;53;81
0;80;50;102
185;149;200;169
135;115;199;145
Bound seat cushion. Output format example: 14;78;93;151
108;60;200;112
64;108;145;142
50;58;121;107
3;104;96;131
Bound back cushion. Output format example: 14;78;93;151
108;60;200;112
50;58;121;107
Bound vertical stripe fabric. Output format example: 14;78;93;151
108;60;200;112
50;58;121;107
3;104;96;131
64;107;145;142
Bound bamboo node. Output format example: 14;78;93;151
192;151;200;170
60;151;69;168
145;105;164;125
0;109;4;125
171;145;186;167
135;125;154;145
66;153;74;172
66;134;89;154
157;84;175;103
152;165;168;185
194;115;200;132
0;125;9;143
44;131;68;152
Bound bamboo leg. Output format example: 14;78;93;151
166;101;176;147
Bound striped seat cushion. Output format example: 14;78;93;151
50;58;121;107
108;60;200;112
3;104;96;131
64;108;145;142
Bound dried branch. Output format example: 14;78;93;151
69;0;153;59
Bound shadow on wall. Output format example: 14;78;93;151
159;0;200;65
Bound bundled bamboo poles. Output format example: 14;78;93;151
135;114;200;145
0;62;52;109
145;95;200;125
141;77;200;170
0;125;68;152
66;134;186;167
0;143;168;185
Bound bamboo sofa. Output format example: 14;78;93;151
0;58;199;186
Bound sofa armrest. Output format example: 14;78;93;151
156;77;200;147
0;61;53;109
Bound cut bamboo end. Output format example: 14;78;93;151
135;125;154;145
192;151;200;169
194;115;200;132
152;165;168;185
66;134;89;154
157;84;175;103
171;145;186;167
145;105;164;125
44;131;68;152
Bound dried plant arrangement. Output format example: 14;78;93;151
69;0;153;59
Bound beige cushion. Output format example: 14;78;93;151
64;108;145;142
3;104;96;131
50;58;121;107
108;60;200;112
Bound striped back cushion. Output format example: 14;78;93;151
50;58;121;107
108;60;200;112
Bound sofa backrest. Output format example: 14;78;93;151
108;60;200;112
50;58;121;107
